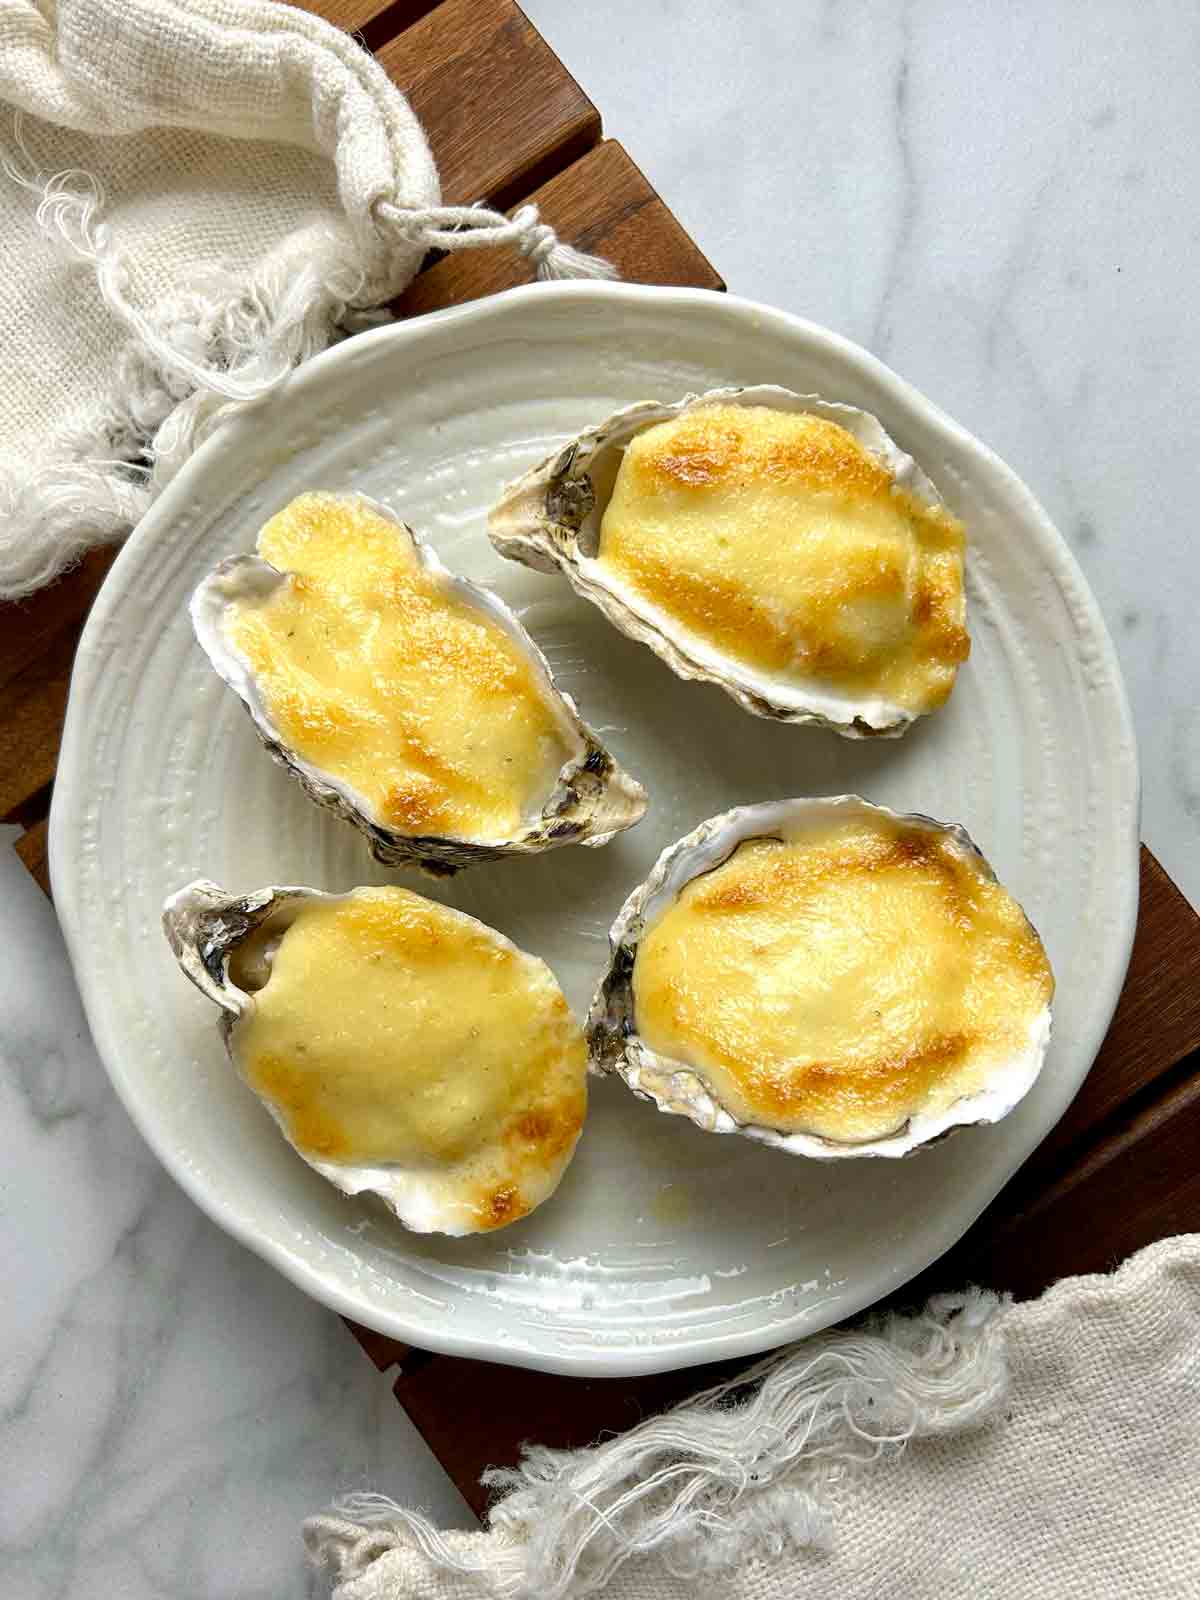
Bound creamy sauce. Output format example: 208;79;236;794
597;406;969;714
226;493;576;842
632;814;1053;1144
231;888;587;1229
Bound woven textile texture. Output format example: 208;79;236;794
0;0;608;597
307;1235;1200;1599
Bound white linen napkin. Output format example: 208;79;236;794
0;0;611;600
306;1234;1200;1598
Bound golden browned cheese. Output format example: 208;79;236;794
632;815;1053;1143
225;494;576;842
597;406;969;713
231;889;587;1230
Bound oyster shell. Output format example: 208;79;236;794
164;879;588;1235
489;386;969;737
191;491;646;876
588;796;1053;1159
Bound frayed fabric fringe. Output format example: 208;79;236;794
0;115;614;601
0;238;371;598
304;1291;1009;1600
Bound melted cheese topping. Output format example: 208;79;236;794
225;494;576;842
632;814;1053;1144
231;889;587;1230
597;406;969;714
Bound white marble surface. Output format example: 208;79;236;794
0;846;476;1599
526;0;1200;909
4;4;1198;1595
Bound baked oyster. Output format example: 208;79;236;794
588;796;1053;1159
489;387;969;737
191;491;646;875
164;880;588;1235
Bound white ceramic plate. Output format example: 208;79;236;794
51;284;1139;1376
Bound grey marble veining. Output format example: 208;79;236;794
4;3;1198;1595
526;0;1200;906
0;847;474;1599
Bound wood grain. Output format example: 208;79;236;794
376;0;600;210
399;140;723;317
345;135;719;1413
388;1051;1200;1520
3;0;1199;1532
0;549;115;698
0;630;85;824
1017;849;1200;1187
912;1051;1200;1306
0;550;116;825
0;135;717;840
352;851;1200;1515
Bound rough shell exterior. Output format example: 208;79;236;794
586;795;1053;1160
190;496;646;876
488;385;954;739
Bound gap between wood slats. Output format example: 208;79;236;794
386;1051;1200;1522
0;548;115;695
0;549;116;825
398;139;723;317
15;769;1199;1300
915;1046;1200;1303
342;1318;414;1373
11;815;1200;1222
375;0;600;211
14;817;51;896
360;0;443;55
0;138;715;836
6;780;52;831
0;631;85;824
291;0;604;283
5;0;1198;1487
1011;848;1200;1191
354;843;1200;1517
282;0;442;53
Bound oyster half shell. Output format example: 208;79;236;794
588;796;1054;1160
191;492;646;876
164;880;587;1235
489;386;968;738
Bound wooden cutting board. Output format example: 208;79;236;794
5;0;1200;1524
